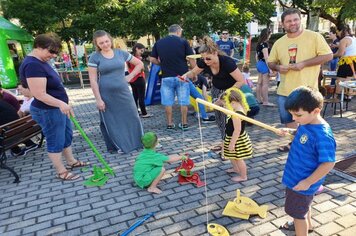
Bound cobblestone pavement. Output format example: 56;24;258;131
0;82;355;236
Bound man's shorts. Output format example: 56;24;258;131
160;77;190;106
256;60;269;74
30;106;73;153
277;95;293;124
285;188;314;219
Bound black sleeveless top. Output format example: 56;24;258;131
225;111;246;136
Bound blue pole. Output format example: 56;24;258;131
120;212;155;236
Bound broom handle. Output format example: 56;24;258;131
196;98;293;138
70;116;115;175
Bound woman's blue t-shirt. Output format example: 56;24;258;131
20;56;68;109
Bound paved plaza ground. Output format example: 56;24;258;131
0;77;355;236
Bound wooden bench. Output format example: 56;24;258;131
0;115;44;183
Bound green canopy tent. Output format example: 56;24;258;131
0;17;33;88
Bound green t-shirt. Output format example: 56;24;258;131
133;149;169;188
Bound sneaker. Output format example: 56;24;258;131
24;143;38;154
178;123;189;131
202;116;216;123
141;114;153;118
166;124;176;130
11;147;26;157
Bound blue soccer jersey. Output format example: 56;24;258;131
282;123;336;195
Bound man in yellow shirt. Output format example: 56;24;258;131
268;8;332;137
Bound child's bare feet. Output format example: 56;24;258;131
226;168;238;173
231;176;247;182
148;187;162;194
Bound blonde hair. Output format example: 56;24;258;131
198;36;226;56
223;87;250;114
93;30;114;52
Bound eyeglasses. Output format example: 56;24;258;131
203;57;212;61
222;33;228;35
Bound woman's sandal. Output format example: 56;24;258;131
66;160;90;170
56;171;80;181
279;221;314;233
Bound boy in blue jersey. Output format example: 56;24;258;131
277;86;336;236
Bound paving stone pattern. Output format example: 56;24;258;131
0;81;355;236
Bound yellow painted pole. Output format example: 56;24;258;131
196;98;293;138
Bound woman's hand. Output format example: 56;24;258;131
59;102;74;118
96;99;106;112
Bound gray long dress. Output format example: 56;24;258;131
88;49;143;153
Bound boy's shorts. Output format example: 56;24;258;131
285;188;314;219
160;77;190;106
277;95;293;124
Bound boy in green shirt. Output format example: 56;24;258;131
133;132;182;194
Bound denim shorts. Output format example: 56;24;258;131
285;188;313;219
277;95;293;124
160;77;190;106
256;60;269;74
30;106;73;153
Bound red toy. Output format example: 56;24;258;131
175;154;206;187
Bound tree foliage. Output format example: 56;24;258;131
1;0;275;41
278;0;356;28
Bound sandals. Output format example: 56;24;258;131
66;160;90;170
166;124;176;130
279;221;314;233
262;103;276;107
210;145;222;152
56;171;80;181
278;144;290;152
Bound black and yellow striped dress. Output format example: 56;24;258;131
223;112;253;160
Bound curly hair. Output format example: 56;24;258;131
222;87;250;114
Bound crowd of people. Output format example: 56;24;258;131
2;7;355;236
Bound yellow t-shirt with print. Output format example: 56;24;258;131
268;30;332;96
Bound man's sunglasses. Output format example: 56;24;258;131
222;33;228;35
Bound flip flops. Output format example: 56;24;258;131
278;143;291;152
210;145;222;152
279;221;314;233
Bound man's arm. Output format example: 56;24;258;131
289;54;333;71
268;62;289;74
188;58;196;69
149;56;160;65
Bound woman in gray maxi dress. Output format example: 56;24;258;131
88;30;144;153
